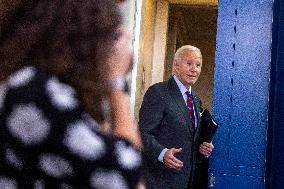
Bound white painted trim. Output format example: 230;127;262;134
151;0;169;84
130;0;143;112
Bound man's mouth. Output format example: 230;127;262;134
187;75;196;78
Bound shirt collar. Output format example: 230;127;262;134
173;75;192;95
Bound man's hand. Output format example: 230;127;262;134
199;142;214;157
163;148;183;171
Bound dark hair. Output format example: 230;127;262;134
0;0;121;121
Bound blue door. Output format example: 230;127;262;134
266;0;284;188
209;0;273;188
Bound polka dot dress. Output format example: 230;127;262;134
0;67;142;189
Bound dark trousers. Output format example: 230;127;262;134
191;156;209;189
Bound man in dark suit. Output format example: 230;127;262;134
139;45;214;189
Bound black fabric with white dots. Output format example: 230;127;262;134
0;67;142;189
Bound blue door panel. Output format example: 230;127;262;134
212;174;264;189
210;0;273;188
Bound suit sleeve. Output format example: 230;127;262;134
139;85;165;164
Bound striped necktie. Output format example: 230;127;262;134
185;91;195;131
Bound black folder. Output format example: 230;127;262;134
199;109;218;143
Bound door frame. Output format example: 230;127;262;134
151;0;218;84
134;0;218;116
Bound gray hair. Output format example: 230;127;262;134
174;45;202;61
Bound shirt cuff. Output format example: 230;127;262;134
158;148;169;162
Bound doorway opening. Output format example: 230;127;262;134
164;4;218;111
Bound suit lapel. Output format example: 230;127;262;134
168;77;194;136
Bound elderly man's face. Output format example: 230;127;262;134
173;50;202;88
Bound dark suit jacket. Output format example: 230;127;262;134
139;76;203;189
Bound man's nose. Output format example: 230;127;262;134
189;65;197;72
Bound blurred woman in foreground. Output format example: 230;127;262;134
0;0;142;188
